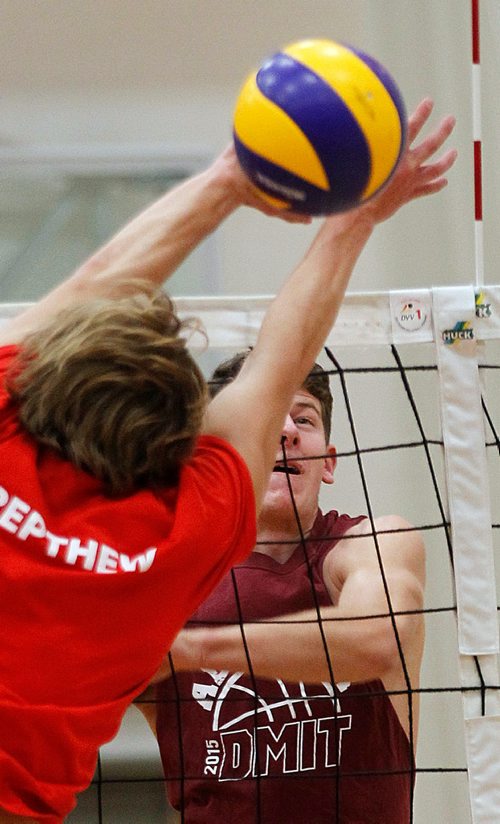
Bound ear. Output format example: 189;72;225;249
322;445;337;485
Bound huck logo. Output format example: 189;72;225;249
442;321;474;345
475;291;492;319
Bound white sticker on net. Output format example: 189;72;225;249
389;290;433;343
474;285;500;338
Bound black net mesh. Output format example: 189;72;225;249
67;338;499;824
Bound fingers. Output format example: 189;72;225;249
421;147;458;179
411;115;456;167
278;212;313;225
405;98;456;179
407;145;458;201
245;185;313;223
412;178;449;199
405;96;456;169
406;97;435;145
407;144;457;197
234;97;455;225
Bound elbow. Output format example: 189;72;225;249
375;628;404;677
374;609;424;680
355;627;397;681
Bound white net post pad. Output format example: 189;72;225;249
433;285;500;823
464;715;500;823
432;285;498;655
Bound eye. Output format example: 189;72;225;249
295;416;314;426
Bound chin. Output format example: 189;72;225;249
261;486;305;519
266;475;299;502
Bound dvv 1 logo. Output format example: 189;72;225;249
395;299;427;332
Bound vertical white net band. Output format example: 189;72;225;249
432;285;500;822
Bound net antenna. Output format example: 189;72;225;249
472;0;484;289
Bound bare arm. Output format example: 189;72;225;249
133;684;159;737
0;146;310;347
204;99;457;511
163;516;425;686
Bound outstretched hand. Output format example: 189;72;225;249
268;96;458;273
215;98;455;229
211;143;314;225
357;97;457;225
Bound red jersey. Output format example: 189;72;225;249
0;345;256;823
156;509;413;823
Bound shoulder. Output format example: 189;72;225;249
323;513;425;591
0;343;20;375
338;513;424;555
191;433;250;474
0;344;20;413
180;435;257;564
184;434;256;512
189;434;254;498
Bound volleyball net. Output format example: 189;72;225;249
179;285;500;824
1;284;498;823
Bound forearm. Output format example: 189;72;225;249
252;97;457;390
171;604;417;685
203;207;375;506
250;209;374;395
203;207;375;507
133;686;159;737
72;161;240;293
1;152;243;345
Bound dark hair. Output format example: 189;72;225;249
7;289;207;496
209;349;333;442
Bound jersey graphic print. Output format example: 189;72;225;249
193;669;352;782
0;483;157;574
157;511;413;823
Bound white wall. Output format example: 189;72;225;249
3;0;500;299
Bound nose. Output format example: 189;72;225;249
281;414;299;447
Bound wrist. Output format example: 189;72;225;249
199;624;243;673
310;207;375;263
325;204;377;238
204;146;248;217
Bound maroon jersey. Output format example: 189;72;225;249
156;510;413;823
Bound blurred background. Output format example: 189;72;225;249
3;0;500;301
0;2;498;822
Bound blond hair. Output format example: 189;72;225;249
7;289;207;496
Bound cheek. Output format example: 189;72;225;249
304;455;330;490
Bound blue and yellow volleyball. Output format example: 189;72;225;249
233;39;407;215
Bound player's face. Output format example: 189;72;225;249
259;389;336;530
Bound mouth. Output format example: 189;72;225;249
273;463;301;476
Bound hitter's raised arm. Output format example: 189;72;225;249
0;146;309;347
205;99;457;512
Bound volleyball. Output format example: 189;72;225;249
233;39;407;215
